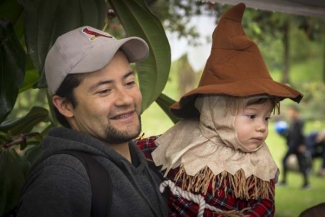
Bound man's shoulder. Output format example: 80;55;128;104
30;151;89;179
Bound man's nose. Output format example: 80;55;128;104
115;88;133;106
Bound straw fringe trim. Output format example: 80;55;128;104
174;165;274;200
160;180;249;217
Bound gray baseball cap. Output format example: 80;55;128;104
45;26;149;95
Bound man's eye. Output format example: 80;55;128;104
126;81;135;86
98;89;110;95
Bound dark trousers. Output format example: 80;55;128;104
282;146;310;186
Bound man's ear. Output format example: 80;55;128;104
52;95;74;118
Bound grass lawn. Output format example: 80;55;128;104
141;104;325;217
266;124;325;217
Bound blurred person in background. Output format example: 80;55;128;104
279;104;311;189
306;130;325;176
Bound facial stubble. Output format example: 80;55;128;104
103;114;142;144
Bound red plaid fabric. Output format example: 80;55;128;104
136;136;275;217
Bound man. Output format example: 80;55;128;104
280;104;310;189
17;26;168;217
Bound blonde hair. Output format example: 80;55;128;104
223;95;281;116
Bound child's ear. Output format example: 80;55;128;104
52;95;74;118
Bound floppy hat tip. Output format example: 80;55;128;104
223;2;246;22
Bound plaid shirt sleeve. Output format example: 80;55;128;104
136;135;160;160
240;184;275;217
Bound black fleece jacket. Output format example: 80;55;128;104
17;127;168;217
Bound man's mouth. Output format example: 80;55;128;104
111;111;134;120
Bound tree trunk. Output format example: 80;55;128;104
323;34;325;83
177;54;196;98
281;21;290;84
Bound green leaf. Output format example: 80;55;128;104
155;93;181;124
0;0;25;42
19;69;39;93
0;148;29;216
0;0;23;27
21;0;106;88
108;0;171;112
0;19;26;123
19;55;39;93
0;106;48;136
0;130;9;144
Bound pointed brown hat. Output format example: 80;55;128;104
170;3;303;118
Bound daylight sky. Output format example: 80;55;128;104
167;15;216;72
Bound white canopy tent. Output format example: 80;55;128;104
209;0;325;18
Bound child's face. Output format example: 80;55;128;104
234;100;273;151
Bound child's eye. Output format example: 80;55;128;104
247;115;256;119
265;117;271;121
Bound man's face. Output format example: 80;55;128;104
68;51;142;145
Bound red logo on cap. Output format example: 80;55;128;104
82;27;113;41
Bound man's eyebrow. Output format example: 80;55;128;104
88;71;135;92
123;71;134;79
88;80;112;92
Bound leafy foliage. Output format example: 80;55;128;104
0;148;29;216
0;106;48;215
0;19;25;123
299;82;325;121
21;0;106;88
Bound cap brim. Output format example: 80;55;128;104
120;37;149;63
